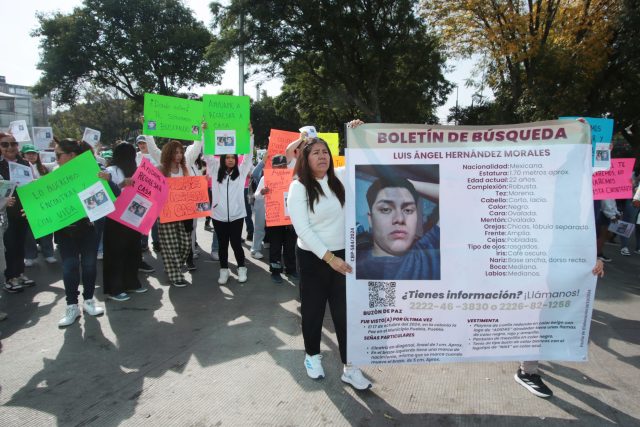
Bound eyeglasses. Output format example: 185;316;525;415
0;141;19;148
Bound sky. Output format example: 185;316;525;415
1;0;489;124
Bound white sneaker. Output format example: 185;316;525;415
250;251;264;259
58;304;81;327
621;247;631;256
210;251;219;261
24;259;35;267
304;354;325;379
238;266;248;283
341;365;372;390
83;299;104;316
218;268;229;284
45;256;57;264
97;252;104;260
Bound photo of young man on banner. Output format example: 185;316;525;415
355;164;440;280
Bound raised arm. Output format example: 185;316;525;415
145;136;162;165
185;137;204;169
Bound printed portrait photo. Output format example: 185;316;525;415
192;125;200;135
148;121;157;130
93;190;108;206
355;164;440;281
83;196;97;211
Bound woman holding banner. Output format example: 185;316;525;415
205;125;255;285
53;139;110;327
103;143;146;301
146;137;201;287
287;134;372;390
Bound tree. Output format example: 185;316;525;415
422;0;620;122
211;0;451;124
33;0;224;106
49;90;140;146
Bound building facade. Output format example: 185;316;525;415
0;75;51;131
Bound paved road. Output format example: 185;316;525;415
0;228;639;426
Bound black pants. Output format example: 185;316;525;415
297;247;347;364
103;219;142;295
213;218;245;268
4;216;27;280
267;225;297;274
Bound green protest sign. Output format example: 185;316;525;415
143;93;203;140
202;94;250;155
17;151;115;239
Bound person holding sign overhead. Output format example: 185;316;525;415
145;136;202;287
287;134;372;390
204;124;255;285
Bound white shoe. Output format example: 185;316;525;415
341;365;372;390
250;251;264;259
45;256;57;264
218;268;229;284
58;304;81;327
210;251;219;261
97;252;104;260
238;266;248;283
24;259;35;267
304;354;325;379
83;299;104;316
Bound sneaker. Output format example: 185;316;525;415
621;247;631;256
58;304;81;327
597;254;612;262
107;292;130;302
271;273;283;284
245;233;253;242
634;249;640;255
139;261;155;273
251;251;264;259
304;354;325;379
24;258;35;267
130;286;149;293
45;256;57;264
0;311;7;321
341;366;372;390
4;279;24;293
238;266;248;283
287;271;299;280
186;260;197;271
210;251;219;261
97;252;104;260
514;369;553;398
18;274;35;287
218;268;229;284
82;299;104;316
172;279;189;288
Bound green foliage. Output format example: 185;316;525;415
49;90;140;146
211;0;451;125
33;0;224;106
250;93;301;149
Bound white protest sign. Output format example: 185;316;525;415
82;127;101;147
32;127;54;150
9;120;31;143
120;194;153;228
39;151;57;164
8;162;34;186
345;120;596;365
78;181;115;222
608;220;634;238
0;180;17;210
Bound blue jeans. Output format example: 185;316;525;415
95;217;105;254
57;225;98;305
210;229;219;252
25;230;54;260
244;188;254;235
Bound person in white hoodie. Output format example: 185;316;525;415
206;127;254;284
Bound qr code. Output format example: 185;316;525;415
368;281;396;308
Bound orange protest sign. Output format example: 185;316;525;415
264;168;294;226
159;175;210;223
266;129;299;169
333;155;345;167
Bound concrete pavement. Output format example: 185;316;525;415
0;228;639;426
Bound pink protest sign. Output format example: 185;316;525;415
592;158;635;200
107;158;168;234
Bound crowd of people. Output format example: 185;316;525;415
0;119;613;396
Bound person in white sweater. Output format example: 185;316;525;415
287;137;371;390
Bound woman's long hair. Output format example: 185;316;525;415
57;138;92;156
217;154;240;183
160;140;189;178
293;138;344;212
27;152;49;176
111;143;137;178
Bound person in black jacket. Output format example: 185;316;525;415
0;132;35;293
